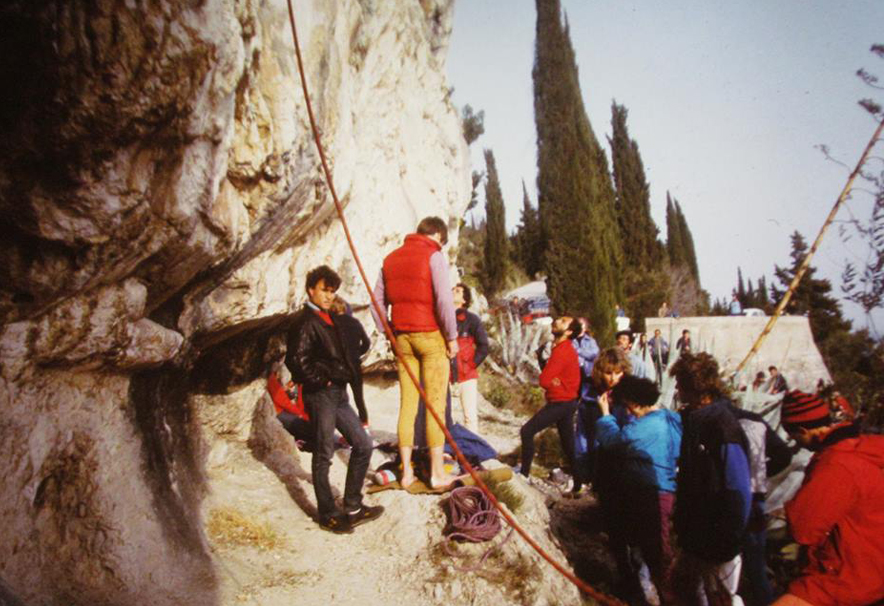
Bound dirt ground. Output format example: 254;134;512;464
199;377;588;606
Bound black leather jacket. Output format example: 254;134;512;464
285;305;355;393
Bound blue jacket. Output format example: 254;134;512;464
596;408;682;492
571;334;599;400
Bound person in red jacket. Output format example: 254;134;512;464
772;390;884;606
516;315;581;478
451;282;489;434
371;217;459;489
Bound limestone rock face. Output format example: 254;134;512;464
0;0;470;604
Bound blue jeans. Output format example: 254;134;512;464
304;385;372;518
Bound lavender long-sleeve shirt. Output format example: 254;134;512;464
370;250;457;341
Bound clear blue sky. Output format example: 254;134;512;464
446;0;883;328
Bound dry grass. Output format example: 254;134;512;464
207;507;283;551
483;476;524;514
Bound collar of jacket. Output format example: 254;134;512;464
306;301;334;326
404;232;442;252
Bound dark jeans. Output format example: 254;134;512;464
304;385;372;518
742;528;773;606
519;399;577;477
277;411;313;450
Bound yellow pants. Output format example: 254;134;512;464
395;330;449;448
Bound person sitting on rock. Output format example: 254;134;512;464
766;365;788;395
286;265;383;534
516;316;581;480
597;375;682;604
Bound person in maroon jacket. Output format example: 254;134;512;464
772;390;884;606
451;282;489;434
516;315;582;478
371;217;459;489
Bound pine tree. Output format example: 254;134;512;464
533;0;623;343
609;101;659;271
772;231;850;343
482;149;507;295
514;180;542;277
675;200;700;282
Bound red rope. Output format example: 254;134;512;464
283;3;624;603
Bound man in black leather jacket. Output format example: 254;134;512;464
285;265;383;534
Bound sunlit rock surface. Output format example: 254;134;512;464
0;1;469;603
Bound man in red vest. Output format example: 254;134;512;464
372;217;459;489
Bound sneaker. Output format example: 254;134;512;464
347;504;385;528
318;514;354;534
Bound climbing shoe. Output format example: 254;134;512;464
318;514;354;534
347;504;385;528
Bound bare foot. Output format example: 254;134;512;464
429;475;458;490
400;473;416;489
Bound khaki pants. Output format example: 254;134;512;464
452;378;479;433
395;330;449;448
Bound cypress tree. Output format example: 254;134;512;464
534;0;623;343
665;193;685;267
675;200;700;283
758;275;769;307
737;267;746;304
746;278;755;307
482;148;507;295
515;180;543;277
609;101;659;271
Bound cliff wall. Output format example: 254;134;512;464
0;1;470;604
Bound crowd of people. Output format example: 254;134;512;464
271;216;883;605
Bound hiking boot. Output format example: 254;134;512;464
347;504;385;528
318;514;354;534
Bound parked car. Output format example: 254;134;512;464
520;295;551;324
743;308;765;317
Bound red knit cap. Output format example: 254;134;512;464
781;390;830;429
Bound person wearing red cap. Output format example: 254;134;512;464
773;390;884;606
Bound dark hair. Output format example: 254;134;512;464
416;216;448;245
612;375;660;407
566;317;582;338
305;265;341;292
615;330;633;344
670;352;726;405
682;329;690;336
769;365;778;372
456;282;472;307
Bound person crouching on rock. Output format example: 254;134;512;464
516;315;581;479
285;265;383;534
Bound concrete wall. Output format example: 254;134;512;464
645;315;831;392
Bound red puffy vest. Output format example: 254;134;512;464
382;234;440;332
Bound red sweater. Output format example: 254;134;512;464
786;430;884;606
539;340;580;402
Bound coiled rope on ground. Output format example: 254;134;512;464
282;2;625;603
444;486;514;571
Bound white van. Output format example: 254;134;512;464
742;308;765;317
